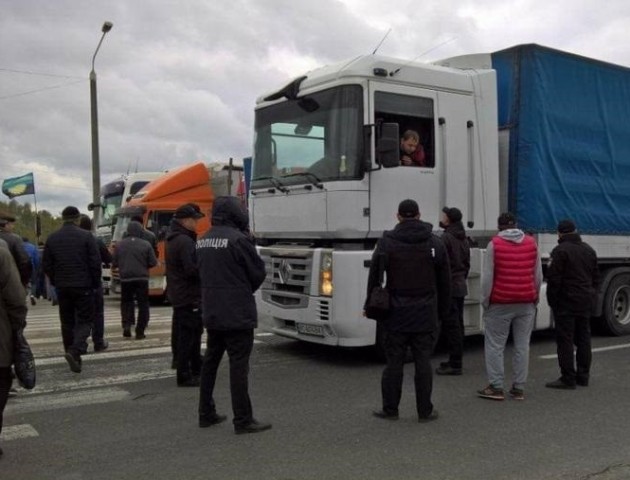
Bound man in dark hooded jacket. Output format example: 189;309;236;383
436;207;471;376
545;219;599;389
367;199;451;422
196;196;270;434
165;203;205;386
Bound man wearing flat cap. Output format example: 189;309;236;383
43;206;102;373
436;206;470;376
545;219;599;390
166;203;205;387
0;212;32;287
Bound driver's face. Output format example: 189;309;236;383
400;138;418;155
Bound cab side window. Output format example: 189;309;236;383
375;92;435;168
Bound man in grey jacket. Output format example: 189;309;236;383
112;221;157;339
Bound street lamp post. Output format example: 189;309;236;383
89;21;113;221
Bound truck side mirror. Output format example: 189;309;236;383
376;122;400;168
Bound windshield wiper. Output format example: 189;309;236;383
281;172;324;190
251;176;289;193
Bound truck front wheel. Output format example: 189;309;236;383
602;274;630;336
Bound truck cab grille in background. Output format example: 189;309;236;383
261;252;313;295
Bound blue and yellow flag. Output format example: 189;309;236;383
2;173;35;199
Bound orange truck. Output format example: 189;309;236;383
110;161;244;300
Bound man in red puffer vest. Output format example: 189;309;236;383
477;212;542;401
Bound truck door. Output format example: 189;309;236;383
368;83;440;231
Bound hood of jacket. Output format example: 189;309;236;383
126;220;144;238
211;196;248;231
385;218;433;244
167;218;197;242
498;228;525;243
444;221;466;240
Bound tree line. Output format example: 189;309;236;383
1;199;64;245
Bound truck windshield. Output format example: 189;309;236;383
252;85;363;188
99;181;125;228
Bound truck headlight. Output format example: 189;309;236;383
319;251;333;297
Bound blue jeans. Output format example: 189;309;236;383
483;303;536;390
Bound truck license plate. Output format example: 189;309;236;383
296;323;324;337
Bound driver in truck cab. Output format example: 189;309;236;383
399;130;426;167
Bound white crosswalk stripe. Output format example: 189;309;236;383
2;299;272;442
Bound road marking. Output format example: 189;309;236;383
14;371;176;396
0;424;39;441
35;340;262;366
5;387;130;415
539;342;630;359
256;332;274;337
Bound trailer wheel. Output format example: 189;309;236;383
603;274;630;336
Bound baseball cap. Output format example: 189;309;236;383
442;206;463;223
557;219;576;234
173;203;205;219
398;199;420;218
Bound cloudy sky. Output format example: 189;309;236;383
1;0;629;215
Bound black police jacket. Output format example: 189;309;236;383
165;219;200;308
43;222;101;289
366;219;451;333
546;233;599;316
196;197;265;331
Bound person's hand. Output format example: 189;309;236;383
401;155;413;166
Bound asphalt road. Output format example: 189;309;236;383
2;297;630;479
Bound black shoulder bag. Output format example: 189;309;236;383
13;329;36;390
365;253;390;321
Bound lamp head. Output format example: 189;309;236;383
102;21;113;33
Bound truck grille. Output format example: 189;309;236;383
261;251;313;295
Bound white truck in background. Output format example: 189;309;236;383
248;44;630;352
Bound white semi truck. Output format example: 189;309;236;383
249;44;630;351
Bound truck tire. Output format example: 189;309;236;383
602;274;630;336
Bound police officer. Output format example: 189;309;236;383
196;196;270;434
545;219;599;389
368;199;451;422
165;203;205;387
43;206;101;373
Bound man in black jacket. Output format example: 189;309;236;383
165;203;205;387
545;219;599;390
436;207;471;376
43;206;101;373
79;215;112;352
367;199;451;422
196;196;269;434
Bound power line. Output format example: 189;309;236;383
0;68;83;80
0;79;85;100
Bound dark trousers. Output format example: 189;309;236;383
0;367;12;436
442;296;465;368
91;284;106;346
381;330;435;418
554;313;592;385
171;314;178;364
57;287;95;355
199;329;254;427
173;305;203;383
120;280;149;333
